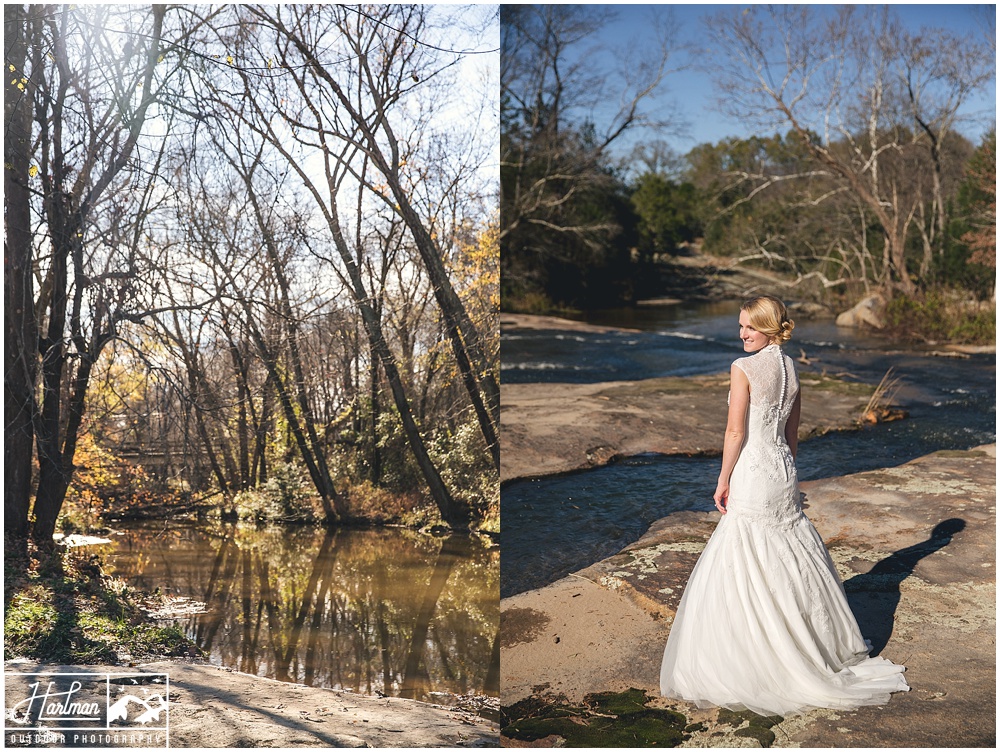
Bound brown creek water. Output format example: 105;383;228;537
99;522;499;703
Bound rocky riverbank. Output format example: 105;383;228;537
500;444;996;747
500;314;875;484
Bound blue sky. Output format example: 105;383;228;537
578;4;997;158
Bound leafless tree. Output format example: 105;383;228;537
3;5;207;544
5;4;498;539
176;4;496;525
705;5;993;294
501;5;677;242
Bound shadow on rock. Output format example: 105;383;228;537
844;518;966;655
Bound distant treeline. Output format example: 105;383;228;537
500;5;996;312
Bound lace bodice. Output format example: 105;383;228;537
733;343;799;427
728;343;801;521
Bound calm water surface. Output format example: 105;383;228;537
101;523;499;702
501;302;995;597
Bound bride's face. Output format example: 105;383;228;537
738;310;771;353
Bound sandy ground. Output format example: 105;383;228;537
500;444;996;747
4;659;498;748
501;313;874;483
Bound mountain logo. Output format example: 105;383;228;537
108;692;168;725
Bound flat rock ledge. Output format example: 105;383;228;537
500;445;996;747
500;313;639;334
4;659;498;748
501;373;873;484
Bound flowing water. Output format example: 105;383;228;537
99;523;499;702
501;301;995;597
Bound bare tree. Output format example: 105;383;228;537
501;5;675;237
900;27;994;264
245;5;499;473
705;5;993;294
178;4;496;526
6;5;202;545
5;3;498;537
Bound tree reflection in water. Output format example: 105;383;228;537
104;523;499;701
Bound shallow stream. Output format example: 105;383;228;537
99;523;499;702
501;301;995;597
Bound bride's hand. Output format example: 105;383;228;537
713;482;729;514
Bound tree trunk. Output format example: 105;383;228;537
885;224;914;295
33;347;98;543
234;348;251;491
256;377;272;485
369;349;382;485
3;3;37;542
32;209;77;545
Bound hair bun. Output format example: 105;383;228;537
777;319;794;344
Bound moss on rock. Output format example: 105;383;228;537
716;708;783;748
502;688;689;747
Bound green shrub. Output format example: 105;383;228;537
374;409;423;492
430;420;499;531
885;292;995;345
232;462;318;522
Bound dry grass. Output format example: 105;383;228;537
859;369;906;424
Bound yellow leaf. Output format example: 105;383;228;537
28;164;38;178
227;55;234;65
17;83;24;90
8;64;14;72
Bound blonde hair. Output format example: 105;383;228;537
741;295;795;345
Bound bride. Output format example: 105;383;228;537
660;295;909;717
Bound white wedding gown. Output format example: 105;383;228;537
660;343;909;717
